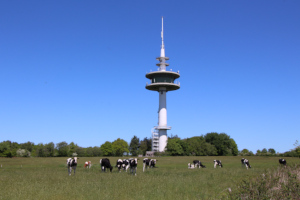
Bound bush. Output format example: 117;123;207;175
16;149;31;157
228;164;300;199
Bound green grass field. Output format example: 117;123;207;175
0;156;298;200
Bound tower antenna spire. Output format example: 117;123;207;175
160;16;165;57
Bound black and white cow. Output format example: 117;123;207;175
241;158;251;169
213;160;223;168
100;158;113;172
150;159;157;168
122;159;130;172
193;160;206;168
143;158;157;172
116;159;123;172
241;158;245;167
67;157;78;176
279;158;287;166
129;158;138;175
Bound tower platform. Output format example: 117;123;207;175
145;71;180;91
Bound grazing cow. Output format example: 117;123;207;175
122;159;130;172
116;159;123;172
84;161;91;169
241;158;245;167
188;163;195;169
67;157;78;176
279;158;287;166
241;158;251;169
100;158;113;172
129;158;138;175
143;158;157;172
213;160;223;168
150;159;157;168
193;160;206;168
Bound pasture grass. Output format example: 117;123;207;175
0;156;298;200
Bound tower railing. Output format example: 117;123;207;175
146;81;180;86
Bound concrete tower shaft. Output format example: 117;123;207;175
158;88;167;128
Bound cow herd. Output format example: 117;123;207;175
66;157;288;176
66;157;158;176
188;158;287;170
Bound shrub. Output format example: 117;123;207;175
16;149;31;157
228;164;300;199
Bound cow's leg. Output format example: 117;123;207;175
143;163;145;172
68;167;71;176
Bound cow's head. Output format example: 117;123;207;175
151;159;156;166
73;157;78;164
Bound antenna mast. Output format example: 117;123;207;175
160;16;165;57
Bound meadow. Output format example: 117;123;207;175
0;156;298;200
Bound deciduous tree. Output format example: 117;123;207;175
101;141;113;156
261;148;268;154
129;136;140;156
268;148;276;154
166;138;184;156
112;138;129;156
56;142;69;157
139;137;152;155
20;141;34;152
204;132;238;156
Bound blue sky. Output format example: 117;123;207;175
1;1;299;153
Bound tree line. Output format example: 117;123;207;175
0;137;152;158
0;133;299;158
165;132;238;156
